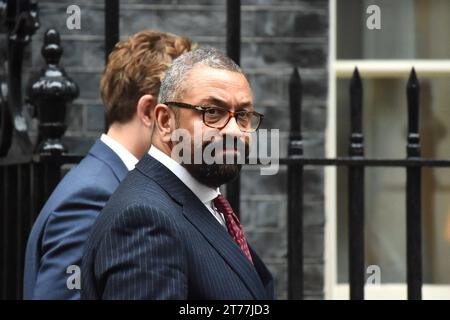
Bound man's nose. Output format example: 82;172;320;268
221;116;242;137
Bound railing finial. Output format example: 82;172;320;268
27;28;79;155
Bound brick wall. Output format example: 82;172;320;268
26;0;329;299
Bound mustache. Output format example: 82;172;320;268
202;135;247;149
200;135;250;164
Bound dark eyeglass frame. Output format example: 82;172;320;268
163;101;264;132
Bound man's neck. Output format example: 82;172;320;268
107;122;149;159
148;145;220;198
151;141;174;159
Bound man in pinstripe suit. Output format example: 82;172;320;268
81;47;275;300
24;30;193;299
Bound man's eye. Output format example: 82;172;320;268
237;112;250;119
206;108;221;115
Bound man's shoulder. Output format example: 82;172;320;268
106;169;174;212
23;146;124;298
52;145;123;197
28;151;122;245
59;138;126;191
96;170;180;229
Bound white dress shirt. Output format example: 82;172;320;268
100;134;138;171
148;146;226;227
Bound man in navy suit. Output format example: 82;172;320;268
23;30;193;299
81;47;275;300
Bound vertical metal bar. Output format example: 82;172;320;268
29;163;36;228
15;165;23;299
32;162;46;222
17;164;31;299
43;159;62;200
287;68;303;299
29;163;38;226
104;0;120;65
406;68;422;300
348;68;365;300
104;0;120;132
5;165;18;299
0;166;6;299
226;0;241;65
225;0;241;216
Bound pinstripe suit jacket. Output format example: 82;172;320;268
81;154;275;300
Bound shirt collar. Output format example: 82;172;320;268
100;134;138;171
148;146;220;204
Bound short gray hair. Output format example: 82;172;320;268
158;46;242;103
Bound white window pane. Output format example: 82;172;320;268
337;0;450;60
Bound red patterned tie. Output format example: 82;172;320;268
213;195;253;264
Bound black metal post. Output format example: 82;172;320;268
225;0;241;216
42;158;62;198
348;68;365;300
287;67;303;299
0;166;6;299
4;166;17;299
406;68;422;300
27;29;79;155
226;0;241;66
17;163;31;299
104;0;119;132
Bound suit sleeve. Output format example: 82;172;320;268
32;192;108;300
94;204;188;300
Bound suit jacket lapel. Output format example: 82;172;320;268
88;139;129;182
182;199;267;299
135;154;187;206
136;154;267;299
249;246;275;299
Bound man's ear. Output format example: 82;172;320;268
154;103;177;143
136;94;156;128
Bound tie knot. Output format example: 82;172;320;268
213;194;229;209
213;195;236;220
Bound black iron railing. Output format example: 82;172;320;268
284;67;428;300
0;0;118;299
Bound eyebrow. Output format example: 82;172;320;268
199;97;253;110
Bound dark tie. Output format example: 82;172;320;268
213;195;253;264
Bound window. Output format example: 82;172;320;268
326;0;450;299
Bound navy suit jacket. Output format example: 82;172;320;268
23;139;128;299
81;154;275;300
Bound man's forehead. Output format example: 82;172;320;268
186;64;249;85
198;96;253;109
182;65;253;104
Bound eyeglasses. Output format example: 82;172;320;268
163;101;264;133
